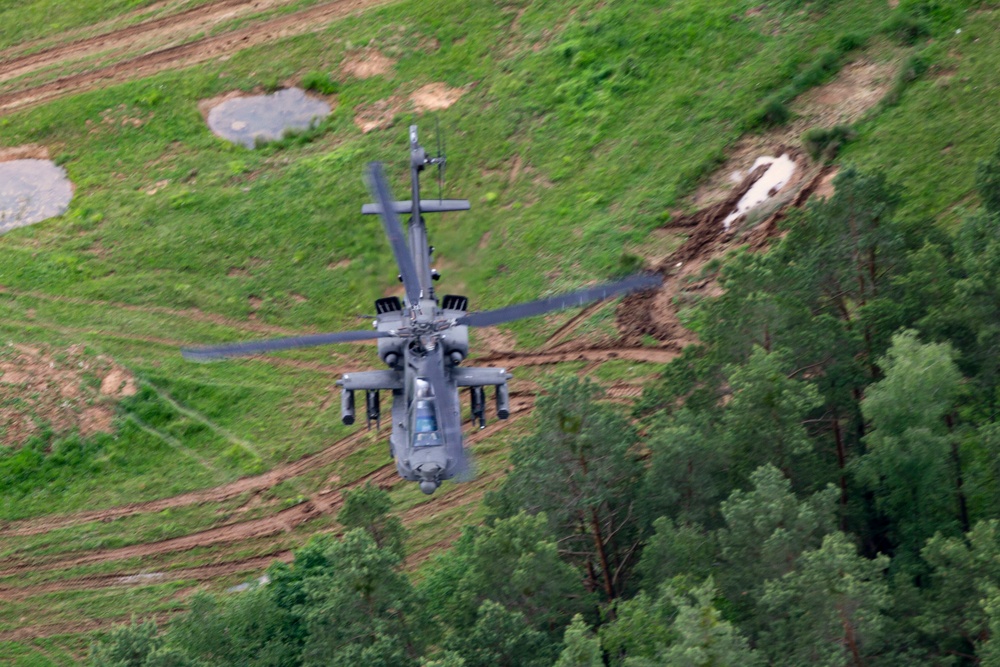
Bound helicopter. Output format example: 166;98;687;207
183;126;661;494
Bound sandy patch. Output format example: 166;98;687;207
353;96;405;133
410;82;465;112
0;345;137;445
693;58;894;209
0;144;50;162
811;168;839;200
100;368;137;397
340;49;395;78
793;59;894;127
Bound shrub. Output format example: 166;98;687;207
754;98;792;128
880;54;928;108
880;11;931;45
301;71;340;95
801;124;856;160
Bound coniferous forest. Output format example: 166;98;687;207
90;152;1000;666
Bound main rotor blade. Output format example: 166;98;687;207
366;162;422;307
456;272;663;328
182;329;390;362
425;345;471;479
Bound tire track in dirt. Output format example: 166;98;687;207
0;0;395;114
0;428;372;537
0;497;331;576
0;0;298;86
0;552;292;601
606;383;644;400
539;299;610;351
0;612;178;643
0;397;534;579
0;375;534;541
0;286;308;337
1;0;194;59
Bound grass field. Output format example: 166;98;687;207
0;0;996;660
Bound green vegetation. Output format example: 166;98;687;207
92;148;1000;664
801;123;855;160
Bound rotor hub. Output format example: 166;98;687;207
411;320;436;336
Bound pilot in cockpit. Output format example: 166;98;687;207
412;379;442;446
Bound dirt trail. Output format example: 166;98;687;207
0;612;178;642
615;161;832;344
0;395;533;580
0;499;331;576
0;285;311;338
0;552;292;601
0;342;553;543
0;429;371;537
0;0;394;114
0;0;297;86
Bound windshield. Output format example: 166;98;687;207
414;400;438;433
411;380;442;447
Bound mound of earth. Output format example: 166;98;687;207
0;343;136;446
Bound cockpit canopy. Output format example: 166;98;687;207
411;378;442;447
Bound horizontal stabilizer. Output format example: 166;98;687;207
362;200;471;215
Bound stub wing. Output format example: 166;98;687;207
337;370;403;391
451;367;512;387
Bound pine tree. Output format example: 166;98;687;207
716;464;838;616
758;532;890;667
854;330;965;562
553;615;603;667
487;376;643;600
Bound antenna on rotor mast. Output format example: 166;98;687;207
433;117;446;203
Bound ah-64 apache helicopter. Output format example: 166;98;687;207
184;126;661;494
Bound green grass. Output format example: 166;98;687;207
0;493;277;561
0;582;190;632
0;641;57;666
0;0;172;50
844;8;1000;225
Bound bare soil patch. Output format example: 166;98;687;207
616;163;833;344
0;144;49;162
0;0;396;114
793;59;894;126
340;48;395;78
354;95;405;133
693;58;893;209
620;57;896;349
410;82;466;111
0;345;134;446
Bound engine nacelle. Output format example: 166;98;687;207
440;295;470;363
375;297;405;367
441;324;469;364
